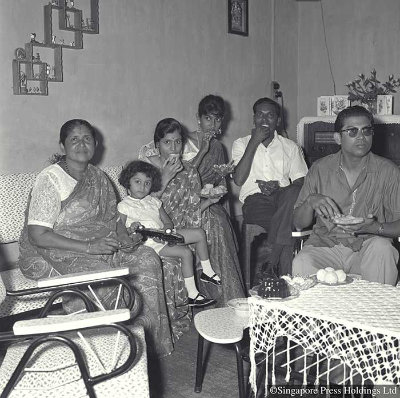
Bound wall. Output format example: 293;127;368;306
298;0;400;120
274;0;298;138
0;0;273;175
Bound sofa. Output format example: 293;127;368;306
0;165;126;317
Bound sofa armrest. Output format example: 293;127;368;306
13;308;130;335
37;267;130;288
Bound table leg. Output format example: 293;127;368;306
234;342;245;398
194;334;204;393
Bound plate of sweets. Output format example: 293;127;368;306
212;161;235;177
312;267;354;286
280;274;317;291
332;214;364;225
200;184;228;199
249;273;300;301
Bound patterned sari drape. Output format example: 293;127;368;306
193;138;245;305
18;164;180;357
140;138;245;306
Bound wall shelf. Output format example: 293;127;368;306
24;42;63;82
59;0;99;34
44;4;83;49
12;0;99;96
12;60;48;96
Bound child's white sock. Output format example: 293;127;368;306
200;260;220;281
184;276;200;299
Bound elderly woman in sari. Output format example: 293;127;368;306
139;102;244;306
18;119;181;357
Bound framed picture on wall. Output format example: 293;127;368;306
228;0;248;36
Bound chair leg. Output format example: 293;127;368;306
241;231;252;293
194;334;204;393
234;342;245;398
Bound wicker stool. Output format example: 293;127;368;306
194;307;249;398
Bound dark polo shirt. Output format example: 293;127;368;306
294;151;400;251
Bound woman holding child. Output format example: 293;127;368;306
18;119;181;357
139;95;244;306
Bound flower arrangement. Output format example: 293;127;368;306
346;69;400;104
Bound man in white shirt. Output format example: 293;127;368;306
232;97;308;278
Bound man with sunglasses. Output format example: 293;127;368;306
292;106;400;285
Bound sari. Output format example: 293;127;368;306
139;139;245;306
18;164;180;357
138;146;195;330
186;137;245;304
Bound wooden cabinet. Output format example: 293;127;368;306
297;116;400;166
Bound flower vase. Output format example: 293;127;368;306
363;99;378;114
351;99;378;114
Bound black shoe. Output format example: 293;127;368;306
188;293;216;307
200;272;222;286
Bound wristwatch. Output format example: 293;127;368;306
376;223;385;235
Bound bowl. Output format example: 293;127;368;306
227;298;249;317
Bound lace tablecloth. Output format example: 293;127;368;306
248;279;400;394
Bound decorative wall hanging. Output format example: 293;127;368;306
12;0;99;96
228;0;248;36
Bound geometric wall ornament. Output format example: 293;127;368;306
12;0;99;96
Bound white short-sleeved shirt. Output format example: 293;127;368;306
117;195;163;230
28;164;77;228
231;131;308;203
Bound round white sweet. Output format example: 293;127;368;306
335;269;347;282
324;271;338;284
316;269;327;282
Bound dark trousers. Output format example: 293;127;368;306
242;184;302;276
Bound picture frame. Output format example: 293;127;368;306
228;0;248;36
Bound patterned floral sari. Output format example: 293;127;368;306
139;139;245;306
18;164;179;357
187;137;245;304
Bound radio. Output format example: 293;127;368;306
297;116;400;166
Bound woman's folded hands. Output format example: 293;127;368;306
87;237;121;254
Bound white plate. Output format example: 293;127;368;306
227;298;249;311
200;191;227;199
312;275;354;286
249;284;300;301
281;276;317;291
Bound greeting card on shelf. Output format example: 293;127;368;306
317;96;331;116
317;95;350;116
377;95;393;115
331;95;350;115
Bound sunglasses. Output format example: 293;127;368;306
339;126;374;138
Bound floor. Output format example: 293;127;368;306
147;323;247;398
146;321;364;398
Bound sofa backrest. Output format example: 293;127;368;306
0;166;127;244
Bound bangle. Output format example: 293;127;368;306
376;223;385;235
86;241;91;254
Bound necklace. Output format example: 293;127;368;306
196;130;202;149
63;158;71;176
